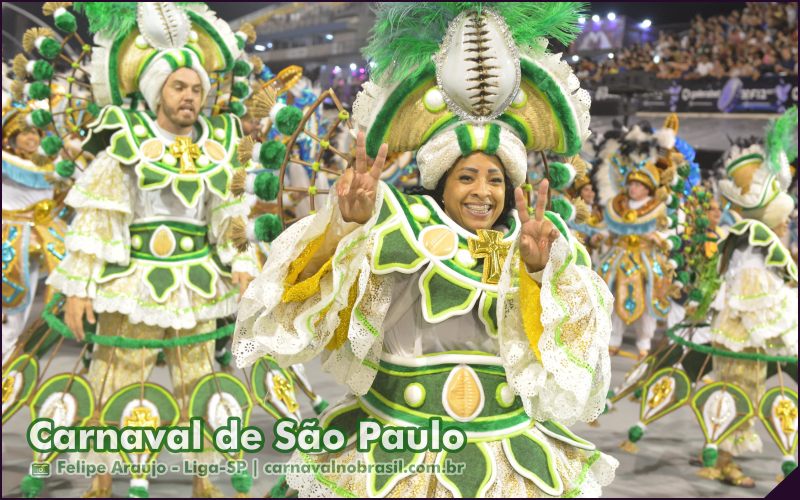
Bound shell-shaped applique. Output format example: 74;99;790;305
137;3;191;50
435;8;520;121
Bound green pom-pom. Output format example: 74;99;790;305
668;235;682;251
313;398;330;415
32;60;54;81
254;214;283;242
672;254;685;268
236;36;246;51
216;349;232;367
254;172;280;201
275;105;303;135
231;471;253;494
233;60;253;78
229;101;247;117
677;165;690;178
156;350;166;366
782;460;797;477
550;197;575;222
628;425;644;443
54;10;77;33
232;80;251;99
268;477;290;498
547;162;575;190
702;446;718;467
55;160;75;178
677;271;691;285
258;140;286;170
38;37;61;60
633;387;643;399
128;485;149;498
21;475;44;498
30;109;52;128
27;82;51;100
40;135;63;156
668;196;680;210
87;102;102;117
668;213;679;228
688;289;703;302
695;216;709;230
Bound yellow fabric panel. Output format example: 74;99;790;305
282;232;332;303
325;273;361;351
519;260;544;361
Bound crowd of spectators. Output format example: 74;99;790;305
575;2;797;82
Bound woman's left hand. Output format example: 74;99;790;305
515;179;560;274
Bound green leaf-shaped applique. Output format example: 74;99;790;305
185;263;216;298
189;373;252;459
749;222;772;245
206;167;231;198
435;442;495;498
729;220;749;235
502;432;563;495
136;163;171;190
320;402;367;447
145;267;178;302
766;242;789;267
96;262;135;283
373;223;426;273
575;241;592;267
172;177;204;207
420;266;479;322
536;421;596;450
110;130;137;164
479;292;498;336
366;442;425;497
690;382;754;446
101;106;124;127
248;356;299;420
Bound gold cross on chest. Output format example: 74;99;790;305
468;229;511;284
123;406;160;428
170;136;201;174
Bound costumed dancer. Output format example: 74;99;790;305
233;3;617;497
609;108;798;490
0;3;294;497
596;118;682;359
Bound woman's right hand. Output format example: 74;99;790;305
337;131;388;224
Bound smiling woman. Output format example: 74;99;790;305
233;3;619;498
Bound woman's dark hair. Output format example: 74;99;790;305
405;165;517;228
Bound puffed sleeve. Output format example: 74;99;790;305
232;182;393;395
47;152;133;298
497;231;614;426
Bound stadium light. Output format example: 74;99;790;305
254;44;266;52
571;55;580;63
578;16;586;24
349;62;357;71
653;55;661;63
325;33;334;41
640;19;652;29
333;65;342;74
592;14;600;23
266;42;273;49
607;12;616;21
608;52;614;59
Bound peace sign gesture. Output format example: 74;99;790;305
337;131;388;224
515;179;560;273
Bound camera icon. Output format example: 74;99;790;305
30;463;50;478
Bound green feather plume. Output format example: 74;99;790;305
765;106;798;173
363;2;586;84
74;2;199;39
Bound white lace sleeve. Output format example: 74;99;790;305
232;182;393;395
63;152;133;264
46;251;104;298
711;247;798;355
497;234;614;426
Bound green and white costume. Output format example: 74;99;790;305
234;3;617;497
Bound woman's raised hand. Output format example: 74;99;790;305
337;131;388;224
515;179;560;273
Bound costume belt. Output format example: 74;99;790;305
129;220;209;262
358;351;530;438
2;198;62;226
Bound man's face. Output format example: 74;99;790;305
627;180;651;201
158;68;203;128
14;128;41;156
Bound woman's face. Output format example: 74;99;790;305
14;129;41;157
580;184;596;205
707;200;722;228
442;152;506;232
